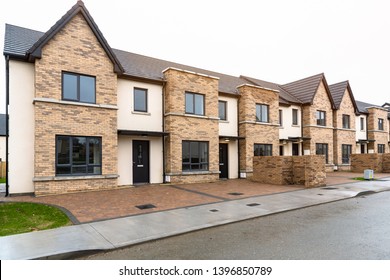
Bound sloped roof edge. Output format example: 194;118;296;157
27;0;124;73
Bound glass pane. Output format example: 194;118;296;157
88;166;101;175
57;137;70;164
199;142;208;163
185;93;193;114
72;137;87;165
80;76;95;103
72;166;87;174
190;142;199;163
256;105;261;122
200;164;208;171
89;138;101;165
63;74;78;100
182;163;190;171
182;142;190;163
56;166;71;175
134;89;147;111
194;94;204;115
219;101;226;120
261;105;268;122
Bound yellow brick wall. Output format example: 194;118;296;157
33;13;118;194
164;68;220;183
238;84;279;176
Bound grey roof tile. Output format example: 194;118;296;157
280;73;325;104
3;24;43;57
329;81;348;109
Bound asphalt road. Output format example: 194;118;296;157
78;191;390;260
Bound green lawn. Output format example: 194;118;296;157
0;177;5;184
0;202;72;236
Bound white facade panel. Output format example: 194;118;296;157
117;79;163;132
219;96;238;137
9;61;35;194
118;135;164;186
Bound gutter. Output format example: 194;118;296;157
5;55;9;196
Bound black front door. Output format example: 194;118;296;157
292;143;299;156
219;143;228;179
133;140;150;184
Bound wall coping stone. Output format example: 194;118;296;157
33;97;118;110
236;83;279;93
33;174;119;182
162;67;220;80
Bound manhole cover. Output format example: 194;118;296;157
136;204;156;210
246;203;261;207
228;192;244;196
321;187;338;190
209;209;219;212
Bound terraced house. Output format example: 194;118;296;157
3;1;390;196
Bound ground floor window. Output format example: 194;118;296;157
378;144;385;154
56;136;102;176
182;141;209;171
254;144;272;156
342;144;352;164
316;143;329;164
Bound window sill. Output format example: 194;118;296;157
33;97;118;110
219;120;229;123
33;174;119;182
132;111;151;116
167;171;220;176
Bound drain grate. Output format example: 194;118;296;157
209;209;219;212
246;203;261;207
136;204;156;210
228;192;244;196
321;187;338;190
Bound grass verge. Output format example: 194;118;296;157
0;202;72;236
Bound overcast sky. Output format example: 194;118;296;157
1;0;389;112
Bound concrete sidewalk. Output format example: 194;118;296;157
1;179;390;260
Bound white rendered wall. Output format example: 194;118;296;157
118;135;164;185
8;61;35;194
117;79;163;132
219;96;238;137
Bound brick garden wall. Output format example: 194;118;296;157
252;155;326;188
350;153;390;173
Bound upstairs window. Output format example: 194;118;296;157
134;88;148;112
279;110;283;126
360;117;365;130
292;109;299;125
62;72;96;104
316;110;326;126
378;118;384;131
218;101;227;120
185;92;204;115
256;104;269;123
342;114;350;129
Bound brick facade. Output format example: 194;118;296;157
33;13;118;195
367;107;389;153
333;89;356;169
237;84;279;177
302;81;334;169
163;68;220;184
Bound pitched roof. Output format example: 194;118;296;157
113;49;246;94
3;24;43;58
280;73;335;109
355;100;384;114
329;81;358;113
240;75;302;105
6;1;123;73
